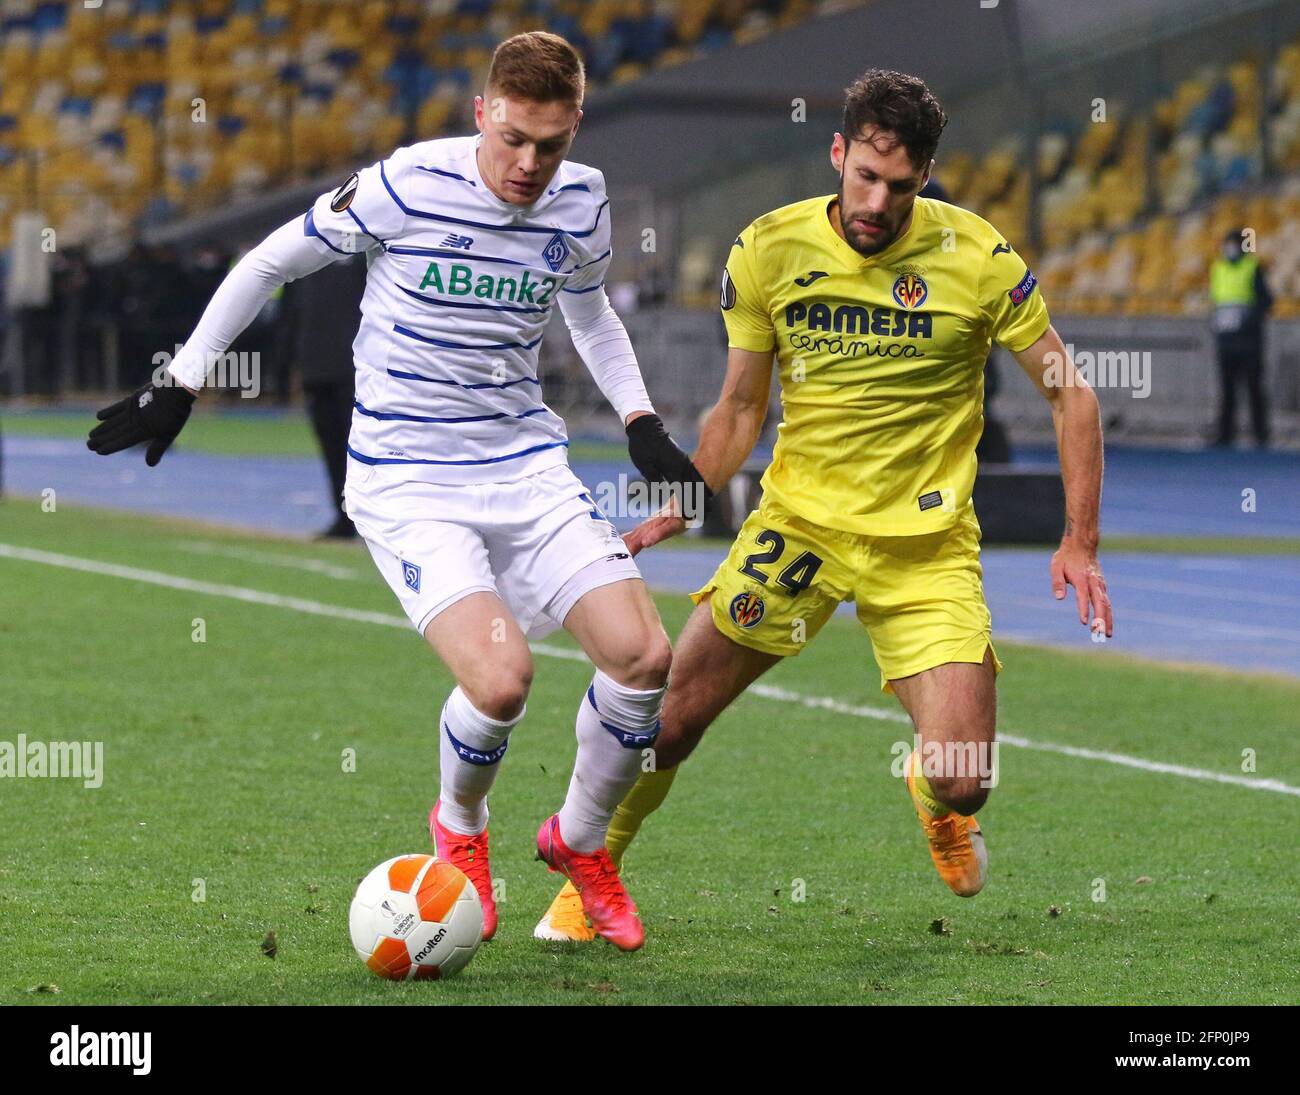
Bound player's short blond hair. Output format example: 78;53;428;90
486;32;585;107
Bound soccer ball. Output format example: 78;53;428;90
349;854;482;980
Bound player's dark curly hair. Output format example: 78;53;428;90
842;70;948;170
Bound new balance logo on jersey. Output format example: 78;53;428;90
440;233;474;249
794;270;829;286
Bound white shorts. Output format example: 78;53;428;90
345;461;642;639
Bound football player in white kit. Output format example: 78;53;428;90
87;32;711;952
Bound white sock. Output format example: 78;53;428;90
437;686;523;835
558;671;665;854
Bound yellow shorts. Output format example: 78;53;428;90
692;495;1002;693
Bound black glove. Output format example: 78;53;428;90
626;413;712;518
87;379;196;466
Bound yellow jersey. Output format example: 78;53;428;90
721;194;1050;536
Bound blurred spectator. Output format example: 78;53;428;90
1210;227;1273;447
53;247;91;392
117;243;168;389
282;254;367;539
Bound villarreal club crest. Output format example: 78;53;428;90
729;590;766;629
891;271;928;310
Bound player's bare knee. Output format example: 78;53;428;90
471;682;530;721
607;634;672;691
636;635;673;688
463;665;532;721
929;773;989;816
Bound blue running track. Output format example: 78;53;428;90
2;433;1297;678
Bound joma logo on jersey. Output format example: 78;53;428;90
418;261;559;306
784;301;933;339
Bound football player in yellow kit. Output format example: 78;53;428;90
536;69;1113;942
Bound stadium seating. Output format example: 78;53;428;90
946;43;1300;317
3;1;1299;318
0;0;836;253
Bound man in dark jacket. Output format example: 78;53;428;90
283;253;367;538
1210;228;1273;448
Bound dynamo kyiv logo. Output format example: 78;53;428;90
543;232;570;272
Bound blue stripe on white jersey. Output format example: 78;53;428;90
397;284;550;313
353;399;551;424
303;135;613;485
346;440;569;467
380;158;610;237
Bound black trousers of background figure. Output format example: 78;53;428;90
305;381;354;520
1215;340;1270;446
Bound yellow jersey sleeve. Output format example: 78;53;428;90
980;236;1050;353
720;225;776;353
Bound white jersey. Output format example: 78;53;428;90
302;135;611;485
164;133;652;637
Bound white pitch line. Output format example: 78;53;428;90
735;680;1300;797
3;541;1298;798
746;681;909;724
174;540;361;581
994;734;1300;796
0;544;405;629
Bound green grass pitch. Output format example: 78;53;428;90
1;499;1298;1005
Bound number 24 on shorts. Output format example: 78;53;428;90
739;530;823;595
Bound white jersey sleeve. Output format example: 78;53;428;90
557;169;611;297
303;147;416;256
553;168;652;421
166;152;417;390
167;219;336;389
559;287;653;423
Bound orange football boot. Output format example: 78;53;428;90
534;880;596;942
904;749;988;897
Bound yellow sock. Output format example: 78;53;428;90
910;753;949;818
607;765;679;869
